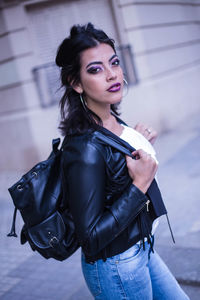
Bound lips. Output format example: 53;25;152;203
107;83;121;92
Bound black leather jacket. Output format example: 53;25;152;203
61;121;167;262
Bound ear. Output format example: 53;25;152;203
72;82;83;94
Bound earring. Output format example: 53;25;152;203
80;94;87;110
123;78;128;97
123;78;128;86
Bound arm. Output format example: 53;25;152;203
62;142;148;257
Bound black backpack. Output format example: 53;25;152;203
7;138;79;261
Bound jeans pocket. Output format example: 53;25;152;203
119;243;141;262
81;254;101;297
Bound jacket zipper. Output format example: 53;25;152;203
115;199;150;238
146;200;150;212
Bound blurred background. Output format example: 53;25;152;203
0;0;200;299
0;0;200;171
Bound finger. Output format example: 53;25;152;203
135;123;155;140
132;149;149;160
127;152;138;160
126;155;136;167
144;128;158;143
134;149;147;156
149;136;157;145
143;130;150;139
125;155;131;163
148;130;158;144
134;123;148;136
143;126;154;139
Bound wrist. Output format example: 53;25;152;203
132;181;148;194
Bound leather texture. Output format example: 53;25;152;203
61;119;167;262
8;138;79;261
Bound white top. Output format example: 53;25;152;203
120;124;158;164
119;124;159;236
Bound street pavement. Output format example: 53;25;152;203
0;113;200;299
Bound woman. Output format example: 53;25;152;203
56;23;189;300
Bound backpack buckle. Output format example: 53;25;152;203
49;236;59;248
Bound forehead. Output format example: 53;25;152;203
80;43;115;67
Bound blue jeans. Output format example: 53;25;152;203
81;240;190;300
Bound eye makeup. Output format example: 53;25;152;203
111;58;120;66
87;66;103;74
86;54;120;74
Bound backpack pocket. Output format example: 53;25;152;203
23;211;79;261
28;211;65;249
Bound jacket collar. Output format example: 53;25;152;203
94;114;136;156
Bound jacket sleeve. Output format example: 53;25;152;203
62;141;148;257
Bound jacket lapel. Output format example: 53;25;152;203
94;124;167;217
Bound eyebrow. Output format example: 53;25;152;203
86;54;118;69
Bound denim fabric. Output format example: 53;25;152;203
81;240;190;300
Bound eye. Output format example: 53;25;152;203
112;58;120;66
87;66;102;74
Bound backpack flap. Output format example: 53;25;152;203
27;211;65;249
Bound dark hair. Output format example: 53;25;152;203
55;22;120;135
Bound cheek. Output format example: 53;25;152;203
118;67;124;79
82;77;103;94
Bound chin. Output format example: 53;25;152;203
110;100;122;106
109;94;123;105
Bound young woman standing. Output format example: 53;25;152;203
56;23;190;300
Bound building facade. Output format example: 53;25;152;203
0;0;200;170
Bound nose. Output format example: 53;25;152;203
106;67;117;81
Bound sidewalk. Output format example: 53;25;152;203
0;113;200;299
154;112;200;299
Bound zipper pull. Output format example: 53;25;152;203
146;200;150;212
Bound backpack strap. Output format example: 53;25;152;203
93;124;137;158
7;207;18;237
52;138;61;153
94;130;135;158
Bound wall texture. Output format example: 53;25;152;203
119;0;200;130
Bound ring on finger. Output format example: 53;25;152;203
145;128;151;134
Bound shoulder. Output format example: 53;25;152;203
62;131;106;165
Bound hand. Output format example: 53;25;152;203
126;149;158;193
134;122;158;145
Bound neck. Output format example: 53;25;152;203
86;100;123;136
87;101;113;126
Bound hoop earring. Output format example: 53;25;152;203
123;78;128;97
123;78;128;86
80;94;87;110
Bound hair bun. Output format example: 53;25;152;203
70;23;94;38
70;25;81;37
55;38;70;67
